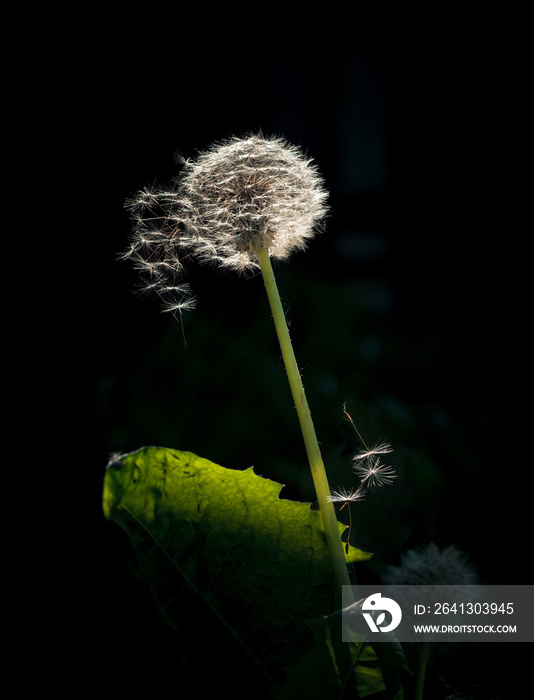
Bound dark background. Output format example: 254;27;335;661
30;6;527;698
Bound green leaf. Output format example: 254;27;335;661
102;447;375;693
273;607;410;699
272;612;385;699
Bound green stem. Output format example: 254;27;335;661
415;642;429;700
256;244;352;594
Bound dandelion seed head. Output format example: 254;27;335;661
381;543;478;586
122;133;327;313
177;133;329;272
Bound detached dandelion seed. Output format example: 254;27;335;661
343;405;397;491
327;408;397;570
327;487;366;555
327;486;367;504
353;456;397;491
352;440;393;462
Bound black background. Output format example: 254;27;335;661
29;6;528;698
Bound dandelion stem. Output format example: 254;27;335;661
256;243;352;594
415;641;429;700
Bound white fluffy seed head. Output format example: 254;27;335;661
122;133;328;312
177;133;329;272
381;544;478;586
